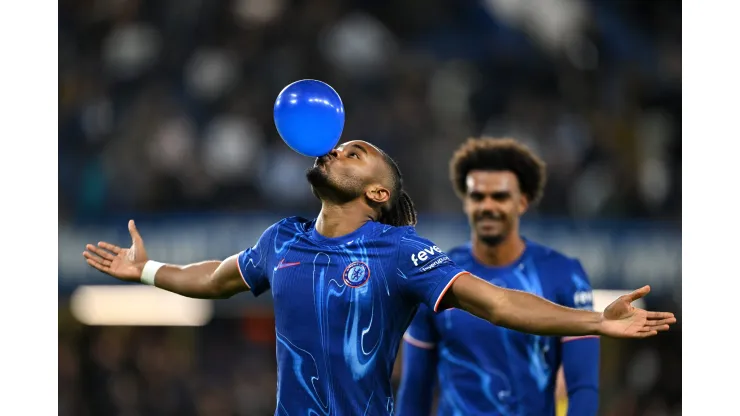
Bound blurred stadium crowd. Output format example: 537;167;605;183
58;0;681;415
59;0;680;222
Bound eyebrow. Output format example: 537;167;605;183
349;143;369;155
469;190;512;196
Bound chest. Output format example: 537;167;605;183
481;263;557;297
265;239;412;351
267;241;398;309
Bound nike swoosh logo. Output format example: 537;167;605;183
276;259;301;269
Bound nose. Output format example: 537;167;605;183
479;196;498;211
475;198;504;219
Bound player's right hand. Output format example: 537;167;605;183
82;220;149;282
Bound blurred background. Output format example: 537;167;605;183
58;0;681;415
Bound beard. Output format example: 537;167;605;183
305;166;364;203
478;233;506;246
306;165;330;189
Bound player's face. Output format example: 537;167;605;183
306;140;387;203
463;170;528;246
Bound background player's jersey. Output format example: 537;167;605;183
237;217;467;415
403;240;597;416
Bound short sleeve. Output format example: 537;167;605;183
395;227;467;312
560;259;595;311
403;304;439;350
237;223;278;297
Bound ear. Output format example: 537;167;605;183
366;185;391;205
518;194;529;215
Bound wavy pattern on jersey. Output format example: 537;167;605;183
274;221;305;254
361;233;400;414
270;222;411;415
339;235;384;381
312;251;337;415
399;234;434;252
239;226;275;277
512;259;551;391
271;223;333;416
295;233;391;414
275;329;330;415
438;345;514;415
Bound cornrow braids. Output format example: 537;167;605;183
379;190;418;227
377;152;418;227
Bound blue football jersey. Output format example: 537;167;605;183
403;240;596;416
237;217;468;415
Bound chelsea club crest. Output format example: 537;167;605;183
342;261;371;288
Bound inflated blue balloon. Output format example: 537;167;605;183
273;79;345;157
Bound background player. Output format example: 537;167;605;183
82;140;674;414
397;137;600;416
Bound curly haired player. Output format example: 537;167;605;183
398;137;600;416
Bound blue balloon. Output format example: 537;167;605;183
273;79;346;157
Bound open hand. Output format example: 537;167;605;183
82;220;149;282
600;285;677;338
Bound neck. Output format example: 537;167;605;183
315;200;375;238
471;230;526;267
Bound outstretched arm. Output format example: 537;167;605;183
440;273;675;338
143;256;247;299
83;220;251;299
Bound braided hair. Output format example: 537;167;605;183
377;152;418;227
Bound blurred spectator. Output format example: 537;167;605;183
59;0;681;222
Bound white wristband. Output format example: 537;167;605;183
141;260;165;286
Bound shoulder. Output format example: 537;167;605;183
376;223;414;236
527;240;582;270
446;243;472;264
269;216;314;233
386;226;449;254
252;217;314;245
527;240;591;289
276;215;313;227
370;224;419;244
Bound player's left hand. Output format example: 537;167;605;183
599;285;677;338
